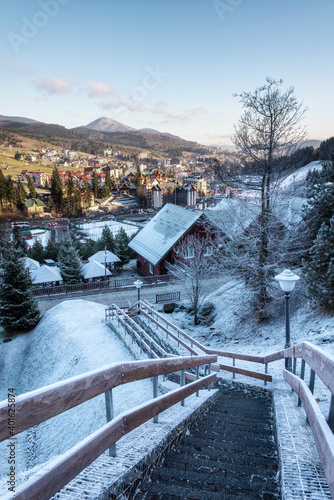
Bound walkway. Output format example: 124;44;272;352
134;383;279;499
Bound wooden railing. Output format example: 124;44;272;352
33;275;171;297
281;342;334;497
129;301;272;383
0;355;217;500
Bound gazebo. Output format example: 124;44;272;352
24;257;40;272
31;265;62;286
82;260;112;282
88;250;121;272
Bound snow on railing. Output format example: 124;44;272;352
0;355;217;500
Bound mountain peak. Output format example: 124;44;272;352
85;117;135;133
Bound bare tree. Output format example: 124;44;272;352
166;235;218;325
212;78;307;316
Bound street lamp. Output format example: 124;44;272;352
104;246;107;286
275;269;300;370
134;279;143;302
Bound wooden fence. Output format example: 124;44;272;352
33;274;171;297
0;355;216;499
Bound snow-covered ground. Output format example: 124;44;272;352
0;300;153;494
77;220;139;241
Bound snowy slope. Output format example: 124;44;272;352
78;220;139;241
280;161;324;191
0;300;152;491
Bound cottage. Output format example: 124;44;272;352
22;198;45;218
129;203;214;276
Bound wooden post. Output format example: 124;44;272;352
264;363;268;386
233;358;236;379
298;359;306;407
104;390;116;457
180;370;185;406
196;366;199;397
153;376;158;424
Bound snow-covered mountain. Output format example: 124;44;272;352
84;117;135;133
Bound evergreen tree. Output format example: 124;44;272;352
115;227;130;264
73;186;83;217
58;237;82;284
303;217;334;308
28;177;37;199
0;170;6;209
50;167;63;211
105;170;112;190
101;184;110;199
44;239;59;262
80;239;97;261
29;239;45;263
12;226;27;255
92;171;99;198
0;239;40;333
15;179;27;208
5;176;16;207
97;225;115;252
85;182;92;208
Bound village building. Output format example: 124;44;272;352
22;198;45;218
129;203;215;276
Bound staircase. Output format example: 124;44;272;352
133;383;280;499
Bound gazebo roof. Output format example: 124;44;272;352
88;250;121;264
31;265;62;284
82;260;112;279
24;257;40;271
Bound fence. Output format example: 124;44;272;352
0;355;216;500
32;275;171;297
156;291;181;303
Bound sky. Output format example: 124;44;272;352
0;0;333;145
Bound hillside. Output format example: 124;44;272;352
0;119;207;156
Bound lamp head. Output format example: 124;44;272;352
275;269;300;293
134;279;143;289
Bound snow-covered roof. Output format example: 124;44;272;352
31;265;62;284
88;250;121;264
128;203;202;266
24;257;40;271
82;260;112;279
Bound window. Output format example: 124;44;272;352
184;247;194;259
204;245;213;256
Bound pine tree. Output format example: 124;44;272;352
115;227;130;264
105;169;112;190
303;216;334;308
28;177;37;199
58;237;82;284
92;171;99;198
29;239;45;263
15;179;27;208
98;225;115;252
0;170;6;209
5;176;16;207
12;226;27;256
0;240;40;333
74;186;83;217
101;184;110;199
50;167;63;211
44;239;59;262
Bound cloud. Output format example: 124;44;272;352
88;81;115;98
100;99;140;112
150;106;208;123
34;77;74;95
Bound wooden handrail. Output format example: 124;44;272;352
10;373;216;500
0;355;217;442
284;369;334;497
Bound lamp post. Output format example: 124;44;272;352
104;246;107;286
275;269;300;370
134;279;143;302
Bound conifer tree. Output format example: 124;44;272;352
15;179;27;208
98;225;115;252
303;217;334;308
5;176;16;208
0;239;40;333
29;239;45;263
0;170;6;209
28;177;37;199
58;237;82;284
92;171;99;198
115;227;130;264
50;167;63;211
44;239;59;262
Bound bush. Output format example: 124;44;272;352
198;302;216;325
